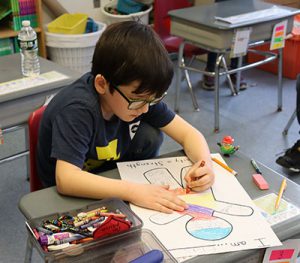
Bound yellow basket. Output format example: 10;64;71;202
47;13;88;34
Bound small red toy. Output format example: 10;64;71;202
217;135;239;157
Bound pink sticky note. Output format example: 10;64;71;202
276;25;284;31
269;249;294;260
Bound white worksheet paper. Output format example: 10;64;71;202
117;154;281;260
215;6;291;25
0;71;69;96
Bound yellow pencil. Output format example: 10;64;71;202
211;157;237;176
275;178;287;211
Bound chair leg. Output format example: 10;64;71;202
282;110;297;135
182;57;200;111
221;57;237;96
175;43;185;112
24;235;33;263
214;55;223;133
180;55;195;81
24;125;30;181
175;41;200;112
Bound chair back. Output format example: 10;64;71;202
153;0;192;38
153;0;206;56
28;105;46;192
297;74;300;124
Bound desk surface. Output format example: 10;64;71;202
0;54;79;129
169;0;299;30
19;150;300;263
169;0;300;51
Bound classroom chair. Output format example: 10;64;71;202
153;0;235;112
28;105;46;192
24;105;46;263
153;0;206;111
282;74;300;135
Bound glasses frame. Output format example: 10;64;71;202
111;84;167;110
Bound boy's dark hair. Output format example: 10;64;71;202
91;21;174;97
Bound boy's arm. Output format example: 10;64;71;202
160;114;215;191
55;160;187;213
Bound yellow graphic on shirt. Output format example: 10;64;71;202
96;139;120;161
83;139;120;171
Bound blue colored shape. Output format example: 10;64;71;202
191;227;232;240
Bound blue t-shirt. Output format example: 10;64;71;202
37;73;175;187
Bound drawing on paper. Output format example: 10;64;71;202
117;155;281;259
145;166;253;241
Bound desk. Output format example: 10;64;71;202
169;0;300;132
19;150;300;262
0;54;79;165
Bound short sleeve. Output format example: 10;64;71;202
51;104;94;168
142;101;175;128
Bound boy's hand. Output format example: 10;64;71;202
184;160;215;192
129;184;188;214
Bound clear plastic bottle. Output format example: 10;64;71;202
18;20;40;77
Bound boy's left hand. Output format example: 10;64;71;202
184;160;215;192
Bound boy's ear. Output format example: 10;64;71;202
94;74;107;94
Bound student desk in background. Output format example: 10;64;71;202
19;150;300;263
0;54;78;166
169;0;300;132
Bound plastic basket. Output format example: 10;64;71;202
46;21;107;73
101;0;152;25
47;13;88;34
26;198;144;262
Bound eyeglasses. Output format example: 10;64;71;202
112;85;167;110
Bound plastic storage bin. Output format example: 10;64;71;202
117;0;145;14
247;36;300;79
46;21;106;73
101;0;152;25
26;198;146;262
43;229;176;263
47;13;88;34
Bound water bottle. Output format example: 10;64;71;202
18;20;40;77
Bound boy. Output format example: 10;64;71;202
37;21;215;213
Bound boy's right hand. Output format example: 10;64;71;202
129;184;188;214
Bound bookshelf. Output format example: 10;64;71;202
0;0;46;58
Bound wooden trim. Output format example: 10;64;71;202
35;0;47;58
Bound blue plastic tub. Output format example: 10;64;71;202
117;0;145;14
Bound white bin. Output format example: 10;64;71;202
101;1;152;25
45;21;107;74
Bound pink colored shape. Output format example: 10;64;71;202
269;249;294;260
